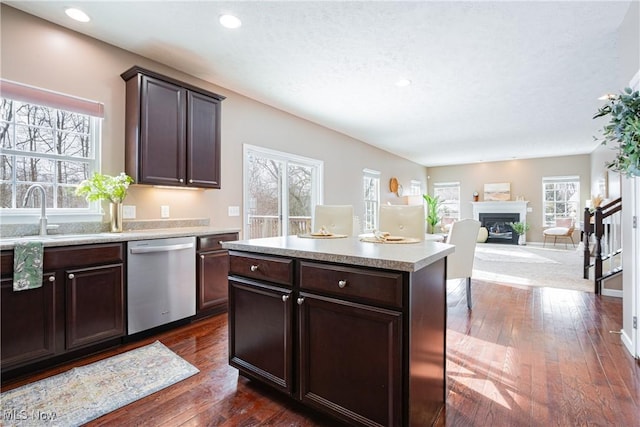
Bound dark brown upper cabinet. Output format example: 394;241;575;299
121;66;225;189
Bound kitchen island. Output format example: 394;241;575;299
222;236;454;427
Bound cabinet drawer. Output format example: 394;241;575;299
229;252;293;286
299;261;403;308
198;233;238;251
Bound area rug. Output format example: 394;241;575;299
473;243;593;292
0;341;199;426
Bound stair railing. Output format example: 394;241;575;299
583;197;623;293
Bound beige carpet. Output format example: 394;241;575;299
473;242;594;293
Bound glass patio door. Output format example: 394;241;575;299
244;145;322;239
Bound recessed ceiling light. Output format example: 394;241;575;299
219;14;242;29
395;79;411;87
65;8;90;22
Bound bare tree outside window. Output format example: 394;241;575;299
0;98;96;210
542;177;580;226
244;146;321;239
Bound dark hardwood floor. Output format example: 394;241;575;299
2;279;638;426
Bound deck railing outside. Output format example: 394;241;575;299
247;215;312;239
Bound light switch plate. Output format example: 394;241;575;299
123;205;136;219
228;206;240;216
161;205;170;218
527;207;533;212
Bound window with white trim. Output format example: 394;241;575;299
433;182;461;222
0;80;102;214
542;176;580;226
409;179;422;196
363;169;380;232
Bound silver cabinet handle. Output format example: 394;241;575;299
297;297;305;305
189;179;193;183
338;280;347;288
282;295;289;302
179;178;184;183
68;273;75;280
250;265;259;272
200;255;205;259
48;276;55;282
219;241;224;245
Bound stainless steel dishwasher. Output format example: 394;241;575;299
127;236;196;335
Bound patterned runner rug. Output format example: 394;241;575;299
0;341;199;426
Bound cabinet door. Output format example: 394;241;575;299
65;264;124;350
1;273;57;369
229;278;293;394
297;292;402;427
187;91;221;188
140;75;187;185
197;250;229;315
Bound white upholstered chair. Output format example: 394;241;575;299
543;218;576;248
446;219;481;309
378;204;426;240
312;205;354;236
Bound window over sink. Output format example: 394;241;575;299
0;79;103;222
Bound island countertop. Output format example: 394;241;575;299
222;235;454;272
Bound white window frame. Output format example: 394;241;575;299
433;181;461;221
0;80;103;223
363;169;380;232
243;144;323;238
542;176;581;226
409;179;423;196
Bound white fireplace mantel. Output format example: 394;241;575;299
471;201;529;224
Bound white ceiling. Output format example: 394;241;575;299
5;1;635;166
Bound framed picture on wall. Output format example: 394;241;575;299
484;183;511;201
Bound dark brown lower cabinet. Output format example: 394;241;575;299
229;278;293;394
228;250;447;427
0;272;57;369
297;292;402;426
65;264;124;350
195;233;238;318
1;243;125;376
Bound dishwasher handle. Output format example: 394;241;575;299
130;242;194;254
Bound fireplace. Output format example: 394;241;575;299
479;213;520;244
472;200;529;245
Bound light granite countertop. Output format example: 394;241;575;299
222;235;455;272
0;226;240;250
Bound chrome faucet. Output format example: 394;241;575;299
23;184;48;236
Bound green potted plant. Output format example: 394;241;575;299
593;87;640;177
510;221;530;245
423;194;442;234
76;172;133;232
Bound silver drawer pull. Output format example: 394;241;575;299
338;280;347;288
68;273;75;280
250;265;259;272
297;297;305;305
219;241;224;245
48;276;55;282
200;255;205;259
282;295;289;302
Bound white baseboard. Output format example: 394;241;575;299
601;288;623;298
620;329;636;359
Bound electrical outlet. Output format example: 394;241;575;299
161;205;170;218
123;205;136;219
228;206;240;216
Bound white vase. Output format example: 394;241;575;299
518;234;526;245
110;202;123;233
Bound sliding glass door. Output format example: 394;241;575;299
244;145;323;239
